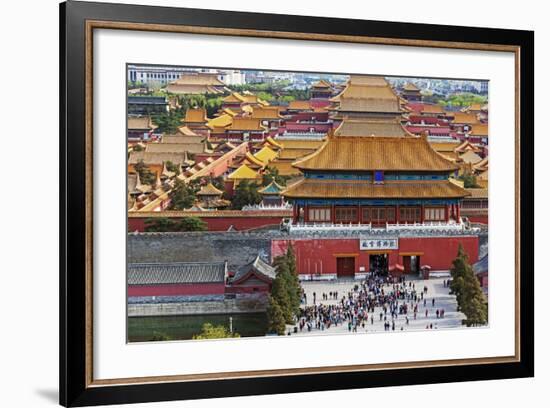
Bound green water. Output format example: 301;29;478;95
128;313;268;342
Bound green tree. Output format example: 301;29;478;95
256;91;274;102
449;245;488;326
460;277;488;327
132;144;144;152
178;217;207;231
437;92;487;108
266;296;287;335
165;160;180;176
143;216;206;232
150;332;172;341
271;266;293;323
192;323;240;340
273;246;301;320
449;245;468;306
170;179;196;210
191;175;225;193
284;245;301;315
144;217;178;232
178;94;206;111
205;96;224;117
231;180;262;210
262;166;288;187
278;95;296;103
151;110;184;133
459;171;479;188
134;159;156;186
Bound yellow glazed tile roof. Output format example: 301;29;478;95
403;82;420;91
197;182;223;196
293;136;459;172
223;92;247;103
277;148;318;160
207;113;233;129
184;108;207;123
288;100;312;110
254;146;278;163
250;107;283;119
459;150;483;164
279;139;325;150
244;152;266;167
421;104;445;114
228;118;266;131
264;136;283;149
312;79;332;88
465;188;488;199
269;160;303;176
283;179;470;199
429;141;462;152
470;123;488;136
173;73;225;86
228;164;261;180
334;119;412;137
451;112;480;124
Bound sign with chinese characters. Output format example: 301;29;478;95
359;237;399;251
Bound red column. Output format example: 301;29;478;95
304;204;308;223
444;205;449;222
331;204;335;224
395;205;400;223
292;205;297;223
457;204;461;221
420;205;425;224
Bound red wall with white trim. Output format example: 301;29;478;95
271;235;479;275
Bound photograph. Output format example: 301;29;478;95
126;66;490;342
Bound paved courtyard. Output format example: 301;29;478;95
287;277;465;336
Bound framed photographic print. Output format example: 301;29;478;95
60;0;534;406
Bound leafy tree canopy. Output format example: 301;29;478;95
151;110;184;134
170;179;196;210
266;296;287;335
134;159;156;186
268;245;301;328
262;166;289;187
437;92;487;108
192;323;240;340
165;160;180;176
449;244;488;327
231;180;262;210
144;216;207;232
458;171;479;188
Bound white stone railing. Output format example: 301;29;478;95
242;202;292;211
276;132;327;140
386;220;463;231
286;219;477;234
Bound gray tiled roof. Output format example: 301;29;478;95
233;255;276;282
128;262;227;285
473;254;488;275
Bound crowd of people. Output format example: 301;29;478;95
294;274;449;335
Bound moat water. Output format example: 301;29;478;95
127;313;268;342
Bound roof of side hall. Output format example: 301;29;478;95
128;262;227;285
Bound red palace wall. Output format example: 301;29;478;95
128;282;225;297
467;215;489;224
271;235;479;276
128;213;289;232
